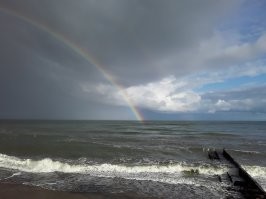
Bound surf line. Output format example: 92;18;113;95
0;6;144;121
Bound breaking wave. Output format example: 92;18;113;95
0;153;227;175
243;165;266;177
0;153;232;186
243;165;266;191
231;149;261;154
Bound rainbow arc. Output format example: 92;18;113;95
0;6;143;121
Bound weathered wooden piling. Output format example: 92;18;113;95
208;149;266;199
223;149;265;198
208;150;220;160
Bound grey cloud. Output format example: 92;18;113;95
201;86;266;113
206;33;266;68
2;0;263;120
0;0;241;85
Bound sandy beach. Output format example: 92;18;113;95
0;182;150;199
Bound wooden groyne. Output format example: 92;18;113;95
208;149;266;199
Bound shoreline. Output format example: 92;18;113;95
0;182;151;199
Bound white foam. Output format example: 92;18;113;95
243;165;266;177
0;153;227;185
243;165;266;191
232;149;260;154
0;153;83;173
4;172;21;179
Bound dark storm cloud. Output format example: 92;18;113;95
0;7;106;119
0;0;240;84
0;0;244;119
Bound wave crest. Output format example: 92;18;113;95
243;165;266;177
0;153;228;176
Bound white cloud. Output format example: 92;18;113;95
210;33;266;62
215;99;231;111
135;31;266;93
207;99;252;113
82;62;266;113
81;76;202;112
81;44;266;114
125;78;201;112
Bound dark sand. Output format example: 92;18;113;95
0;183;152;199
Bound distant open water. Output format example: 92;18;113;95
0;120;265;198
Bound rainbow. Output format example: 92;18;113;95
0;6;144;121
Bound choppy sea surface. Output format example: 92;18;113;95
0;120;265;198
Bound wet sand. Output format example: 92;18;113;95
0;182;150;199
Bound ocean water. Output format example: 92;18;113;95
0;120;265;198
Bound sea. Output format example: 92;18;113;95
0;120;265;198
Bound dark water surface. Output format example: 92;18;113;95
0;120;265;198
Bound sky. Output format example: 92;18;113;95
0;0;266;120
